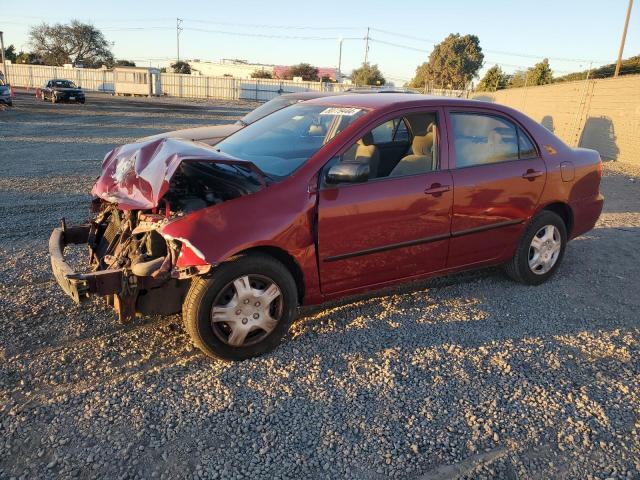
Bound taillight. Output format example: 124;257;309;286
597;157;603;178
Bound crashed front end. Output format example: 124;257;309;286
49;138;266;321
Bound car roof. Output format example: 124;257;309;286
280;89;419;101
304;93;492;110
280;91;341;100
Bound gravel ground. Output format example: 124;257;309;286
0;92;639;480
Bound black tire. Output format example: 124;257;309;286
183;253;298;361
79;99;85;104
504;210;567;285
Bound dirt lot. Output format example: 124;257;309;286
1;92;639;480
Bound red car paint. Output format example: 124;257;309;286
94;94;604;305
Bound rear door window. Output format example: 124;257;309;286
451;113;520;167
518;128;538;158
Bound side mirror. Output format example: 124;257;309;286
326;162;369;184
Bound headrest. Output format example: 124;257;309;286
412;132;434;156
358;132;375;146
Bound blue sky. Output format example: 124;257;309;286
2;0;638;84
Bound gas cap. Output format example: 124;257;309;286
560;161;575;182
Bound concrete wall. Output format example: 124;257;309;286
472;75;640;165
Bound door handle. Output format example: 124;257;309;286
522;169;544;180
424;183;450;196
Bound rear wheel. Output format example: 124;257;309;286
182;253;298;361
504;210;567;285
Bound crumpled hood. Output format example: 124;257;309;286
137;123;242;145
92;138;266;210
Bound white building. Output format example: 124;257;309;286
188;59;274;79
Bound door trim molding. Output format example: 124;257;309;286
451;219;523;238
323;218;523;262
323;233;450;262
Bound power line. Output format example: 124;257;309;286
370;27;610;64
186;26;362;41
181;18;362;31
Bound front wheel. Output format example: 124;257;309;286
182;253;298;361
504;210;567;285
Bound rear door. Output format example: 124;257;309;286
317;108;453;295
445;109;546;268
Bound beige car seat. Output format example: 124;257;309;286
389;123;435;177
343;132;380;178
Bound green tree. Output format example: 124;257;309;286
506;59;553;89
351;63;386;86
15;51;42;65
3;45;17;62
507;70;527;88
28;20;114;67
283;63;319;81
554;55;640;82
527;58;553;86
115;59;136;67
250;69;273;79
476;65;508;91
409;33;484;90
171;61;191;74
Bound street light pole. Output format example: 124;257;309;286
614;0;634;77
0;31;6;82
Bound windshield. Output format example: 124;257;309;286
52;80;77;88
218;103;368;178
238;96;299;125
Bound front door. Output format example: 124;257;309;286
445;110;547;267
317;109;453;295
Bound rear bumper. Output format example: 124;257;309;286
570;193;604;239
49;225;124;303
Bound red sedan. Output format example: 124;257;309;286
50;94;604;360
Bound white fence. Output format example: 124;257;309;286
5;64;352;101
6;64;114;92
5;63;471;101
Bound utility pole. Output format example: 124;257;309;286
363;27;370;65
176;18;183;63
614;0;634;77
337;38;343;82
0;31;6;83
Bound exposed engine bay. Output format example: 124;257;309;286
70;161;263;321
49;138;269;322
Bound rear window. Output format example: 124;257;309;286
240;96;299;125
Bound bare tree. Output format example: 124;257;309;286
29;20;114;67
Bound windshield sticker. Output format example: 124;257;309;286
320;107;362;116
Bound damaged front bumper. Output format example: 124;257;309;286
49;223;125;304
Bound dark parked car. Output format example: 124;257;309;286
138;89;418;145
39;79;86;104
0;79;12;106
139;91;344;145
50;94;603;360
